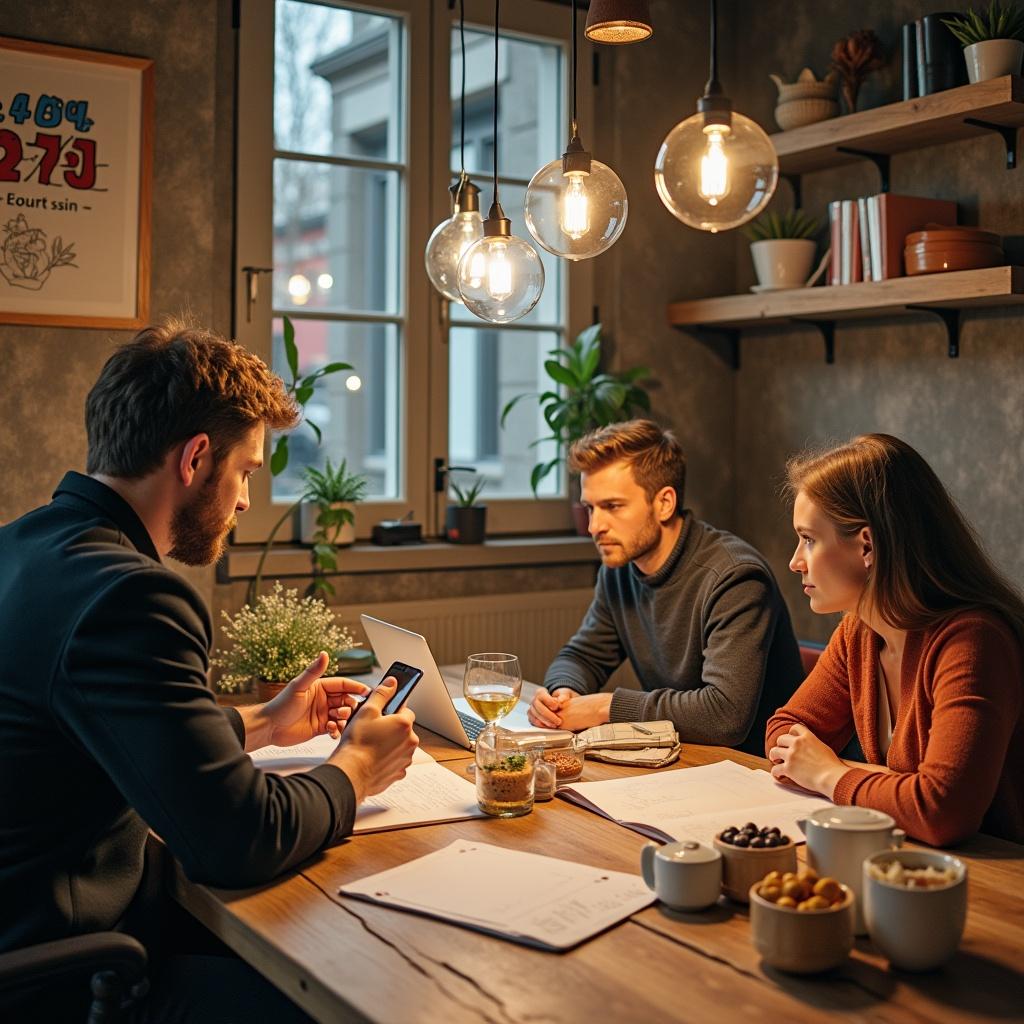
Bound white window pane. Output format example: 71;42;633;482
448;327;562;499
272;318;401;503
454;30;563;182
274;160;401;315
275;1;404;163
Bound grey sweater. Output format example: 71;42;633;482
544;512;803;754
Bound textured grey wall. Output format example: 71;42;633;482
0;0;234;600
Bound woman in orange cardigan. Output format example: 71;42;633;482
766;433;1024;847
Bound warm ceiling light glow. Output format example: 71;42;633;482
584;0;653;44
345;375;362;392
317;272;334;290
288;273;311;300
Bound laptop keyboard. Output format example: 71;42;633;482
457;710;485;741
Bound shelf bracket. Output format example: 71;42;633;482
906;305;961;358
781;173;802;209
963;117;1018;169
792;319;836;364
695;326;742;370
835;147;891;192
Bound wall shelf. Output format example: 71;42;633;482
667;267;1024;366
771;75;1024;176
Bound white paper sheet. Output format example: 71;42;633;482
249;737;483;833
559;759;832;845
340;839;655;950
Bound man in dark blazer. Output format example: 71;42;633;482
0;320;417;1022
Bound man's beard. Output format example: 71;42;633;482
597;509;661;568
168;473;236;566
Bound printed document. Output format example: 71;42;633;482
250;736;484;833
559;758;831;845
340;839;655;950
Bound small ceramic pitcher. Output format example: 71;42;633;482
797;806;905;935
641;841;722;911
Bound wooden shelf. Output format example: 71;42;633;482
771;76;1024;176
667;266;1024;330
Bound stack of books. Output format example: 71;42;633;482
828;194;957;285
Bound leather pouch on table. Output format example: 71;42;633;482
577;720;678;750
586;743;682;768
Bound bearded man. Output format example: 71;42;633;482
528;420;803;754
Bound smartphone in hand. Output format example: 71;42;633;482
347;661;423;724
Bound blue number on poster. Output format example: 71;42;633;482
64;100;94;133
9;93;31;125
35;95;63;129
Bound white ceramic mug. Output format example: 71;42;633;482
863;850;967;971
641;841;722;911
797;806;905;934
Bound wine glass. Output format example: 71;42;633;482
463;653;522;742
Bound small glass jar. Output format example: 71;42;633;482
538;735;586;786
475;730;550;817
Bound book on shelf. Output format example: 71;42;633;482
839;199;862;286
877;193;957;278
857;197;872;282
828;200;842;286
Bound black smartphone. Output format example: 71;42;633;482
348;661;423;723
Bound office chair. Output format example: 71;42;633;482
0;932;148;1023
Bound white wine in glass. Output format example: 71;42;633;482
463;653;522;733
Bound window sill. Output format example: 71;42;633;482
223;534;599;579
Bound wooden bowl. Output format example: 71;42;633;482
713;833;797;903
749;882;855;974
905;241;1004;275
905;226;1001;247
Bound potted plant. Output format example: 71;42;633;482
214;581;355;700
743;210;820;291
500;323;650;534
445;473;487;545
300;459;368;548
944;2;1024;82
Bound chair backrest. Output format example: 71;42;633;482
799;642;825;677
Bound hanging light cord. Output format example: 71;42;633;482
459;0;466;185
492;0;500;204
571;0;578;135
707;0;720;93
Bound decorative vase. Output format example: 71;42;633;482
300;502;356;546
750;238;817;290
445;505;487;544
257;679;287;702
963;39;1024;83
770;69;839;130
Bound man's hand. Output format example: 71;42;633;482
328;676;419;804
528;688;611;731
768;724;846;798
262;652;370;748
528;687;576;728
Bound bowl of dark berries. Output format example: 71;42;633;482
713;823;798;902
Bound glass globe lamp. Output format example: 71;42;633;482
654;107;778;233
457;201;545;324
524;135;628;261
424;179;484;302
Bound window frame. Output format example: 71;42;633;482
234;0;594;546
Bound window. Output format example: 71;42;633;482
235;0;593;544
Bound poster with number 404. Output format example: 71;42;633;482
0;37;152;328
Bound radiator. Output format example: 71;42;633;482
333;589;596;685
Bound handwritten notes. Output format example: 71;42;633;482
340;840;654;949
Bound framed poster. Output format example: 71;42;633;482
0;37;152;328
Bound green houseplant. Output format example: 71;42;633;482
445;474;487;545
214;581;355;698
500;323;650;524
743;210;821;291
943;3;1024;81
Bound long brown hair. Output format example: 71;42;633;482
786;433;1024;645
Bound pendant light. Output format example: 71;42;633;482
457;0;545;324
424;0;484;302
524;0;628;261
584;0;653;45
653;0;778;233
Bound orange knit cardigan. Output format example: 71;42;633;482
765;610;1024;847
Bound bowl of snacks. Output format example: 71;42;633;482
713;823;797;902
862;850;967;971
540;735;586;785
749;867;855;973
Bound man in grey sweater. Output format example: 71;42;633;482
528;420;803;755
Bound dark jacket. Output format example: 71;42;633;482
544;512;804;754
0;473;355;953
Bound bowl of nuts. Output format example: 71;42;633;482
749;867;855;973
713;823;797;902
540;736;586;785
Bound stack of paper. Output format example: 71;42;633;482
559;759;832;845
340;840;654;949
249;735;484;834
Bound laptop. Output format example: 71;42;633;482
360;614;535;748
